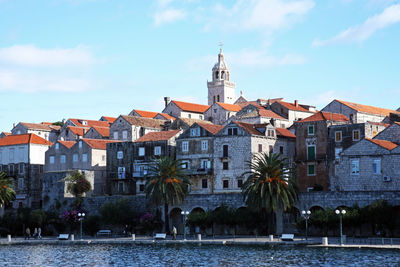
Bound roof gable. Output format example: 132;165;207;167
366;138;398;151
335;99;400;117
135;130;181;142
275;128;296;139
275;100;314;113
80;138;120;150
58;140;76;149
216;102;242;112
131;109;159;118
195;122;224;135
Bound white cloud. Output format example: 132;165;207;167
153;8;187;26
0;44;98;92
313;4;400;46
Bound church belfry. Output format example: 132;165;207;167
207;48;236;105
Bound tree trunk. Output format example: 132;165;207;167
164;203;170;234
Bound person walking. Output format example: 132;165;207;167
172;226;177;240
25;227;31;240
38;227;42;239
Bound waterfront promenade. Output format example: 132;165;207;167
1;235;399;250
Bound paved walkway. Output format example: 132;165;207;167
1;235;399;249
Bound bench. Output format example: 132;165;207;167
96;230;111;237
154;233;167;240
58;234;69;240
281;234;294;241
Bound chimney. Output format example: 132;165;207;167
294;100;298;107
267;99;271;109
164;97;171;108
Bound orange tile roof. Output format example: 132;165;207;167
157;113;176;120
90;126;110;137
1;132;11;136
172;100;210;113
297;112;349;123
132;109;159;118
20;122;61;131
258;109;286;119
367;121;390;128
216;102;242;112
196;122;224;135
0;134;52;146
121;115;165;129
276;128;296;139
135;130;181;143
366;138;398;151
335;99;400;117
101;116;117;123
275;100;314;113
58;140;76;149
233;121;263;135
81;139;120;150
67;126;90;136
68;118;110;128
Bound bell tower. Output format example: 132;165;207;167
207;48;236;105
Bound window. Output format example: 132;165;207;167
9;164;14;175
55;143;59;150
18;147;24;161
223;145;228;157
199;115;203;120
351;159;359;175
269;145;273;154
352;130;360;141
214;109;217;113
139;147;145;156
201;179;208;189
182;141;189;152
217;95;220;102
307;164;315;176
60;155;66;164
188;114;192;119
9;148;14;161
82;153;88;162
223;180;229;189
191;127;200;137
18;178;24;189
19;163;24;174
122;130;128;140
279;146;284;154
117;151;123;159
113;132;118;140
73;153;78;162
118;167;126;178
308;125;314;135
335;148;342;160
102;155;106;161
154;146;161;156
258;144;262;153
139;184;145;192
335;131;342;142
49;156;55;164
223;162;229;170
201;140;208;151
268;130;275;137
181;161;190;169
118;182;125;193
227;128;238;136
373;159;381;174
307;145;316;161
201;159;210;169
237;179;243;188
79;141;83;148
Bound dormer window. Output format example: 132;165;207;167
227;128;238;136
190;127;200;137
82;121;88;126
55;143;59;150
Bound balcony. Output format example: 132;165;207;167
184;168;213;175
133;171;148;178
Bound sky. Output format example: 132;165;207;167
0;0;399;131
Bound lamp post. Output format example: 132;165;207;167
301;210;311;240
181;211;189;241
78;212;85;240
335;209;346;245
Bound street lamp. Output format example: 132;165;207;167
301;210;311;240
181;211;189;241
335;209;346;245
78;212;85;240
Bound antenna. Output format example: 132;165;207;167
218;41;224;52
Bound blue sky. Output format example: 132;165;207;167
0;0;399;131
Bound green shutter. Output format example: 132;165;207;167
308;164;315;175
307;146;315;160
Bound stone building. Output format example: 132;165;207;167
128;109;159;118
162;100;209;120
213;121;296;193
169;117;213;131
374;122;400;143
176;122;224;194
0;134;52;209
232;103;289;128
0;132;11;139
11;122;60;143
295;112;349;192
58;126;90;141
64;118;111;128
83;126;110;139
207;48;236;105
321;99;400;123
109;115;165;141
99;116;117;123
203;102;242;125
270;100;315;126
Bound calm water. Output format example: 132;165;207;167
0;243;398;267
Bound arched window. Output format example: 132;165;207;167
215;71;219;79
221;71;225;79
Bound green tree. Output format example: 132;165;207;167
144;156;191;233
52;121;64;127
242;153;298;234
63;171;92;198
99;198;136;226
30;209;47;227
0;171;16;208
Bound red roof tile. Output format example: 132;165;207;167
276;128;296;139
101;116;117;123
90;126;110;137
58;140;76;149
68;118;110;128
135;130;181;143
121;115;165;129
0;134;52;146
67;126;90;136
156;113;176;120
172;100;210;113
132;109;159;118
367;121;390;128
276;100;314;113
258;109;286;119
297;112;349;123
20;122;61;131
335;99;400;117
366;138;398;151
1;132;11;136
196;122;224;135
81;139;120;150
233;121;263;135
216;102;242;112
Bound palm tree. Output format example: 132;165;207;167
144;156;190;233
0;171;16;214
242;152;298;234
